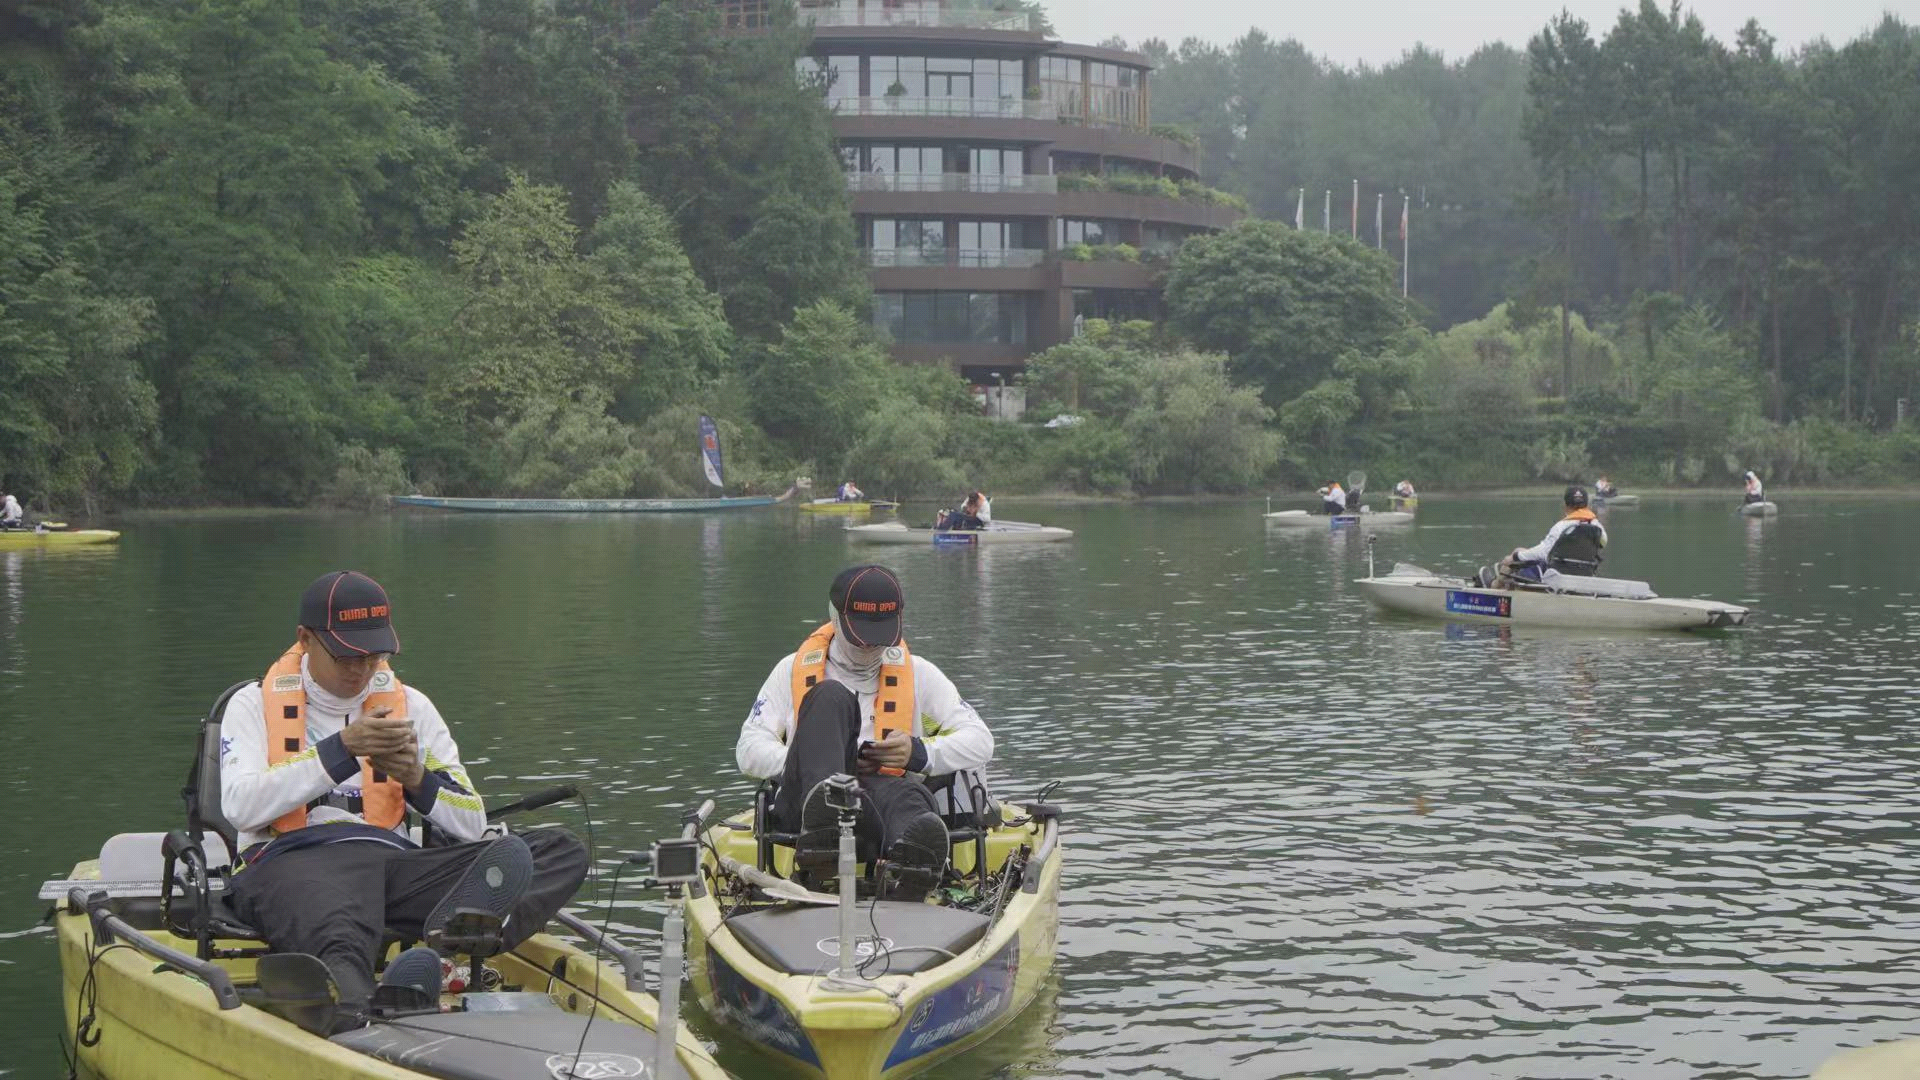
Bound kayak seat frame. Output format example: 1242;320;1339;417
165;680;424;966
751;770;997;890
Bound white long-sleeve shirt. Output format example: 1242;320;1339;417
219;658;486;851
1514;515;1608;565
737;647;994;781
0;495;20;522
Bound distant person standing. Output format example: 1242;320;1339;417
1743;470;1765;505
0;490;22;528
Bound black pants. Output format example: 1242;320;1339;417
228;826;588;1014
773;681;937;858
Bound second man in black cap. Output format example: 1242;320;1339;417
736;565;995;898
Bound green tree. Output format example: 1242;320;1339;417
1165;220;1408;405
1524;12;1608;397
746;300;894;468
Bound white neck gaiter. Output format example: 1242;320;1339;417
826;604;885;694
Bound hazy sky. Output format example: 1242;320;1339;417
1042;0;1908;66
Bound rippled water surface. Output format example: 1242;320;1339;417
4;496;1919;1078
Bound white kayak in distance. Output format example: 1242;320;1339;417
1740;500;1779;517
1356;563;1749;631
846;521;1073;545
1265;508;1415;527
1594;493;1639;509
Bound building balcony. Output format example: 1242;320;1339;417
832;96;1057;121
801;3;1039;33
866;247;1048;268
847;171;1058;195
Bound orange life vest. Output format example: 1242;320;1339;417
263;642;407;835
1564;508;1598;523
792;623;916;774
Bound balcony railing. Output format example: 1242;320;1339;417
846;172;1058;195
833;96;1058;121
801;3;1038;32
867;248;1047;268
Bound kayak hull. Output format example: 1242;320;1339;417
1594;494;1639;508
1356;575;1749;631
1740;501;1778;517
846;523;1073;545
687;806;1061;1080
799;500;898;515
391;494;778;512
52;860;725;1080
1265;510;1413;527
0;528;119;550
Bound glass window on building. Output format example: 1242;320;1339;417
969;58;1024;100
872;292;1029;344
1040;56;1083;118
925;56;972;97
869;218;946;265
797;55;860;102
871;55;927;97
1060;219;1122;246
968;147;1024;178
1071;288;1160;323
864;145;941;175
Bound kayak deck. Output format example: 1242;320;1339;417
1357;574;1748;631
846;522;1073;544
0;528;120;549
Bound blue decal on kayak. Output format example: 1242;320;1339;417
884;934;1019;1069
1445;590;1511;618
933;533;978;546
1330;515;1360;527
707;947;819;1066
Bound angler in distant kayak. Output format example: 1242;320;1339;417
219;571;587;1031
936;490;991;531
1496;485;1608;586
835;480;866;502
1318;482;1347;516
0;489;22;528
1743;470;1765;504
1594;476;1618;499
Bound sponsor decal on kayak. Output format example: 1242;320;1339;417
884;934;1019;1068
1330;515;1360;526
544;1052;648;1079
1445;590;1511;618
707;947;819;1066
933;533;978;546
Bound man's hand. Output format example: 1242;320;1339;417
340;706;412;758
857;730;914;774
370;745;426;789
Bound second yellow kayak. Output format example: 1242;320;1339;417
0;528;120;551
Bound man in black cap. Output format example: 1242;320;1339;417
736;565;995;897
1499;485;1608;584
217;570;588;1030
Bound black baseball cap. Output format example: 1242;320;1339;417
1564;485;1589;508
299;570;401;658
830;565;904;647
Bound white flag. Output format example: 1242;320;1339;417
1294;188;1305;230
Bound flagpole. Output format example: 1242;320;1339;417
1323;189;1330;233
1375;193;1383;249
1350;179;1358;238
1295;187;1305;230
1401;195;1410;298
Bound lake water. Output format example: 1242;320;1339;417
3;495;1918;1079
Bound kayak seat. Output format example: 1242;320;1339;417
752;772;1000;885
333;1009;664;1080
728;900;989;976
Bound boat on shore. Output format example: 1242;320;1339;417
1740;500;1779;517
846;521;1073;545
1265;509;1414;528
686;776;1062;1079
0;525;120;550
392;490;790;513
799;498;899;515
1356;563;1748;631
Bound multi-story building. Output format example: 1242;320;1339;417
724;0;1245;388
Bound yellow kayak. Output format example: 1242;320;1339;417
46;855;727;1080
0;528;119;550
687;786;1062;1079
798;499;898;515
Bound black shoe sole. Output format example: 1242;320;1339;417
423;834;532;945
885;813;949;900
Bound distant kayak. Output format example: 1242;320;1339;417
0;528;120;551
392;493;785;513
1594;493;1639;509
1740;501;1779;517
846;521;1073;545
1265;509;1414;527
1357;564;1748;632
798;498;898;515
